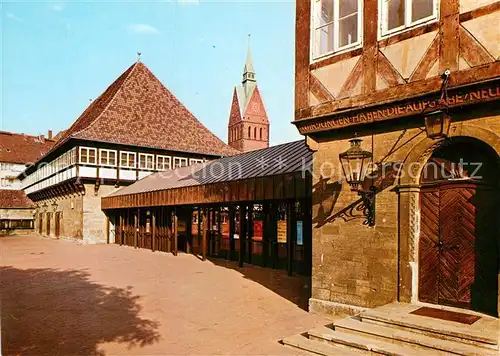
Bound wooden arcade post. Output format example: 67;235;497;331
202;208;208;261
173;211;178;256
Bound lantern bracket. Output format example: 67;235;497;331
339;135;376;226
358;187;376;227
422;70;452;139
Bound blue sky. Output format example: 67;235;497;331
1;0;301;145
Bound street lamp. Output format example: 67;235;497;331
339;136;376;226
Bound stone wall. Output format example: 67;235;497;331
82;184;120;244
309;108;500;316
32;183;121;243
35;194;84;240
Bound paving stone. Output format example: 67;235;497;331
1;234;330;355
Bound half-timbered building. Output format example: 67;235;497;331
20;61;237;243
294;0;500;319
0;131;55;232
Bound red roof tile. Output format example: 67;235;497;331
0;131;55;165
53;62;238;157
0;190;34;208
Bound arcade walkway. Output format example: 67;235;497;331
1;234;329;355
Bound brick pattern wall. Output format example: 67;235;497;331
310;110;500;314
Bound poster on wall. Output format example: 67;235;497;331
177;219;187;233
277;220;287;243
296;221;303;246
253;220;263;241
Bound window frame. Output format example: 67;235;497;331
189;158;204;166
120;151;137;169
379;0;439;38
99;149;117;167
79;147;97;165
156;155;171;171
173;157;188;169
310;0;364;61
138;153;155;170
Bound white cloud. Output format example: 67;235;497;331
6;12;22;21
128;23;160;35
51;3;64;11
178;0;200;4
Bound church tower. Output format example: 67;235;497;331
228;37;270;152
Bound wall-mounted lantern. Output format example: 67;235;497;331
339;136;376;226
51;201;58;212
424;110;452;139
424;70;452;140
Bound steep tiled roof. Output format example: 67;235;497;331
0;190;34;208
108;140;311;197
53;62;238;157
0;131;55;165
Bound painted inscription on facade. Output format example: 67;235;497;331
297;85;500;134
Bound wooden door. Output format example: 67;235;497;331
419;182;498;315
38;214;43;234
46;213;51;236
438;185;475;308
55;212;61;237
418;187;440;304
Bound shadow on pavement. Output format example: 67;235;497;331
208;258;311;311
1;266;160;356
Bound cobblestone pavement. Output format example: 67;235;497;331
1;234;330;355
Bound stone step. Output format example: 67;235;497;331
335;317;499;356
361;308;499;350
281;333;363;356
307;326;448;355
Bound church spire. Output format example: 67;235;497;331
242;34;256;84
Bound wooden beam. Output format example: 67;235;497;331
134;210;138;249
173;211;178;256
166;208;172;253
362;0;378;94
202;208;208;261
186;208;192;255
410;35;440;82
105;215;110;244
310;72;335;103
271;203;278;269
459;26;495;67
247;204;253;264
439;0;459;73
152;211;156;252
239;205;247;268
287;202;297;277
119;214;124;246
295;0;311;114
262;203;269;268
228;205;235;261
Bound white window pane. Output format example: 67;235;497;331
319;0;334;26
339;0;358;18
387;0;405;30
339;14;358;47
412;0;433;22
315;23;334;56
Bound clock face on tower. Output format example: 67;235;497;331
251;102;260;112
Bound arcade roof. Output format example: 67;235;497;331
107;139;311;198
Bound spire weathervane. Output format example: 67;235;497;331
242;35;255;84
137;52;142;62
